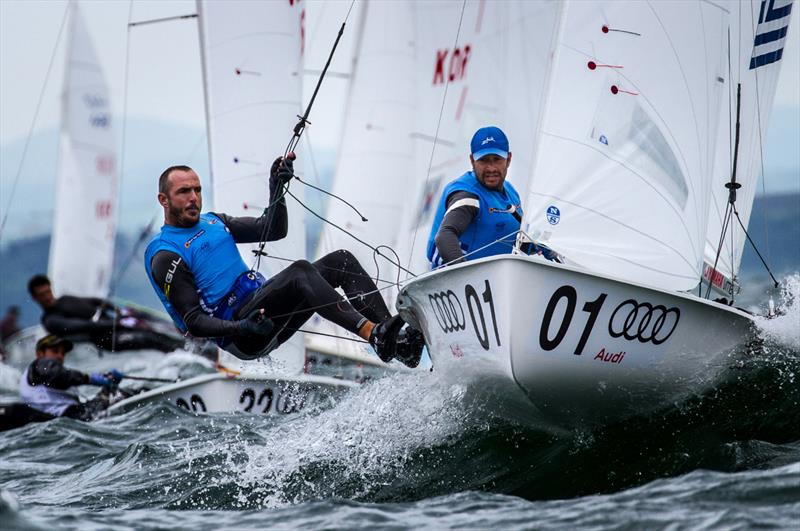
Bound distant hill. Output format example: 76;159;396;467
1;191;797;329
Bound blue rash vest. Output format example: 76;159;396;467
426;171;522;268
144;213;250;332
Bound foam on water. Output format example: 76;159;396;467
754;272;800;350
219;365;503;508
0;362;21;393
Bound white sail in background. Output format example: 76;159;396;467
307;0;416;357
521;0;728;292
197;0;305;372
703;0;793;291
396;0;560;277
49;1;118;298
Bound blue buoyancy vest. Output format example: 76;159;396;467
19;367;79;417
426;171;522;268
144;213;252;332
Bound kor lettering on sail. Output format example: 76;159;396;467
433;45;471;85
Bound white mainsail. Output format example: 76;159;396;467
396;0;561;277
521;0;729;293
703;0;793;292
197;0;306;372
49;1;118;298
306;0;416;357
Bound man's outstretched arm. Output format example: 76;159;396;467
149;250;242;337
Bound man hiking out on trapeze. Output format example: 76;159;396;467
144;155;423;367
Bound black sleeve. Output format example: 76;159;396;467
29;359;88;389
149;250;242;338
42;313;114;337
212;204;287;244
434;191;479;265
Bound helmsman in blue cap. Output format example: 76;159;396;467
426;126;523;268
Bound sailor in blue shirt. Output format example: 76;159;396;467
144;155;423;366
427;126;561;268
427;126;523;267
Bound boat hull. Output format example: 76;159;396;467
106;372;357;416
397;255;756;427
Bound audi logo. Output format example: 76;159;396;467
608;299;680;345
428;290;466;333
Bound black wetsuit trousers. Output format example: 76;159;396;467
234;250;391;348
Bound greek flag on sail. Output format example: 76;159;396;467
750;0;793;69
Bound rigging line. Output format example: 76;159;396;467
405;0;468;276
733;203;779;288
112;0;136;354
128;13;197;27
302;131;336;255
112;0;135;297
253;2;356;269
293;176;368;221
0;3;70;240
748;0;774;273
246;251;404;287
705;201;733;299
284;188;417;278
373;245;403;296
295;328;368;344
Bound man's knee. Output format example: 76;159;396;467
291;259;316;276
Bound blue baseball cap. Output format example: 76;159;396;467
470;126;509;160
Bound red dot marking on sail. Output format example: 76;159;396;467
589;61;623;70
235;69;241;75
602;25;609;33
611;85;639;96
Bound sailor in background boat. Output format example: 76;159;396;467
427;126;561;268
19;334;123;420
144;155;424;367
28;275;187;354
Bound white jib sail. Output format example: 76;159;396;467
49;1;119;298
521;0;729;292
197;0;306;372
395;0;561;277
306;0;416;358
703;0;793;291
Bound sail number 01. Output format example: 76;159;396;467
539;285;607;355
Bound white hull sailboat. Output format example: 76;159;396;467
395;0;792;429
397;254;755;427
106;371;356;416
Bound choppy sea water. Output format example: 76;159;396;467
1;276;798;530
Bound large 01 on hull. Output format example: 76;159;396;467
397;255;756;428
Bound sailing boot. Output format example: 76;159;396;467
392;325;424;368
368;314;406;363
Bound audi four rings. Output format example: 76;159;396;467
608;299;680;344
428;290;466;333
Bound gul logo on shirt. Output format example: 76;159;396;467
184;229;205;248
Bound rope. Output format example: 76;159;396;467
406;0;468;275
284;188;417;278
252;0;357;271
733;205;779;288
0;3;70;240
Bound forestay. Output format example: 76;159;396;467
703;0;793;293
522;0;728;292
307;0;416;357
396;0;560;276
49;1;119;298
197;0;306;372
